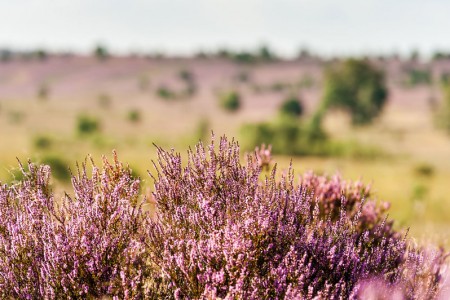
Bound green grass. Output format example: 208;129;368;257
0;57;449;247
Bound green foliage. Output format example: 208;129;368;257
258;45;276;61
33;135;52;150
414;163;435;177
279;96;303;118
219;91;241;112
41;155;71;181
240;117;327;156
178;69;194;83
406;69;431;86
34;49;48;61
232;51;257;64
76;114;100;135
432;51;450;61
321;58;388;125
241;116;383;159
156;85;175;100
223;45;278;64
127;109;141;123
93;44;109;61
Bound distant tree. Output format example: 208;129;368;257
279;96;303;118
35;49;48;61
219;91;241;112
76;114;100;135
406;69;431;86
93;45;109;61
321;58;388;125
258;45;276;61
0;49;13;62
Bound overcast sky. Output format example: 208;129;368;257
0;0;449;57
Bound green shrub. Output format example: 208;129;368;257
406;69;431;86
219;91;241;112
93;44;109;61
232;51;256;64
33;135;52;150
321;58;388;125
156;85;175;100
127;109;141;123
240;118;323;156
34;49;48;61
414;163;435;177
241;116;382;159
279;96;303;118
76;114;100;135
41;155;71;182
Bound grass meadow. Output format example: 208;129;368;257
1;55;450;247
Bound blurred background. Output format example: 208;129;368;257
1;0;450;245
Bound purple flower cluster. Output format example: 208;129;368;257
0;136;448;299
147;136;447;299
0;153;149;299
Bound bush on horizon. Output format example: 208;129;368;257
321;58;388;125
219;91;241;112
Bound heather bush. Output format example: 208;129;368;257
0;136;448;299
0;153;149;298
147;135;447;299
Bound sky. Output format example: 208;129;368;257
0;0;449;57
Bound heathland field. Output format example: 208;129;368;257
1;54;450;245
